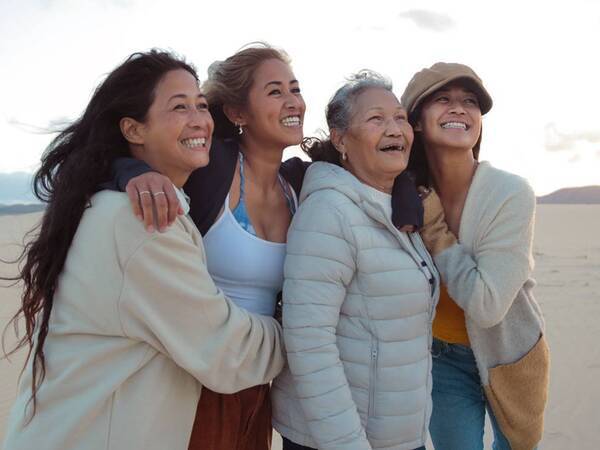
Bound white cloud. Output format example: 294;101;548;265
545;123;600;152
398;9;455;32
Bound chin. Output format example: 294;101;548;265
189;154;210;170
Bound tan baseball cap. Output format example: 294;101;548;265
401;62;493;116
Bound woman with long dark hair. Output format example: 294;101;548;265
2;50;284;450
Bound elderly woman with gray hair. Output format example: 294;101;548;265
271;72;439;450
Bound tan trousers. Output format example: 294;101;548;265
188;384;272;450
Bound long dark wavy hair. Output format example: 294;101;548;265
2;49;197;418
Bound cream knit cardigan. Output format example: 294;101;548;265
426;161;549;450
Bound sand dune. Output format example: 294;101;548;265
1;205;599;449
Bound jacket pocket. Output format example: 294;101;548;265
484;335;550;450
368;341;378;418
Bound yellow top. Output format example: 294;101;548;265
432;284;470;346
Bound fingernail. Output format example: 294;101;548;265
146;225;154;233
136;214;143;221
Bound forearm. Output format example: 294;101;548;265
118;220;285;391
421;188;535;328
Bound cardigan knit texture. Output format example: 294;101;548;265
422;161;549;450
271;162;440;450
2;191;285;450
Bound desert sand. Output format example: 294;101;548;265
1;205;599;449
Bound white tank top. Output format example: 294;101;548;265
203;193;290;316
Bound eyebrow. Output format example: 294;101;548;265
167;93;207;102
264;79;299;89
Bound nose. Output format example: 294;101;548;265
188;109;214;131
448;98;466;115
284;91;303;111
385;118;404;137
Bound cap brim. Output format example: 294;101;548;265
412;75;493;115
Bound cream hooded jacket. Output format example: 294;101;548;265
3;191;284;450
272;162;439;450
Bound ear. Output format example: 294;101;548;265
330;128;345;153
223;104;245;127
120;117;145;145
413;117;423;133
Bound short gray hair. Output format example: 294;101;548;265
326;70;392;132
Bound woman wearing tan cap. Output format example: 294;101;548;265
401;63;549;450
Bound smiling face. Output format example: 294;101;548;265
134;69;214;187
239;58;305;149
335;87;413;191
415;82;482;153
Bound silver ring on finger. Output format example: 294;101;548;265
138;190;151;196
152;191;165;197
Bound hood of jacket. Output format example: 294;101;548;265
300;161;395;227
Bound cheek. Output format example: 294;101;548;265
299;97;307;115
403;124;415;146
155;114;183;135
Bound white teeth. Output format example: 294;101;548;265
181;137;207;148
441;122;467;130
281;116;301;127
380;144;405;152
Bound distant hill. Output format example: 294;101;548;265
0;203;45;216
0;172;37;204
537;186;600;204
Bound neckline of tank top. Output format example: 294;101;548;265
206;192;288;247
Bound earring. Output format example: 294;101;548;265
237;123;243;135
341;152;347;161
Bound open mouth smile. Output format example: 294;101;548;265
281;115;302;127
441;121;469;130
180;137;207;148
379;143;407;152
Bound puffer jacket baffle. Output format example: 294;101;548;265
272;162;440;450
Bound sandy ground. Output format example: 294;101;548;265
1;205;599;449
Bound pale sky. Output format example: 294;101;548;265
1;0;599;195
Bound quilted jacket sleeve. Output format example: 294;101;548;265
432;182;536;329
283;194;372;450
116;216;285;393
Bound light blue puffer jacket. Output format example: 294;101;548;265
272;162;439;450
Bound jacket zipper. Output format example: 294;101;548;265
407;234;436;298
368;343;378;418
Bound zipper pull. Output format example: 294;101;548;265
420;261;434;285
